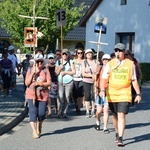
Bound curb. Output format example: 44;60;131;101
0;107;28;136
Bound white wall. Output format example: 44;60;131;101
85;0;150;62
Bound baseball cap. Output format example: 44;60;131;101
85;49;94;55
114;43;125;50
8;45;15;51
62;49;69;54
102;54;111;60
34;53;44;61
47;53;55;59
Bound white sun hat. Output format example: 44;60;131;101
102;54;111;60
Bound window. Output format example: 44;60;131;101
116;32;135;52
121;0;127;5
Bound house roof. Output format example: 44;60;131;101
79;0;103;26
64;26;85;41
64;0;95;41
0;27;10;38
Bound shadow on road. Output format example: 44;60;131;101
126;122;150;129
41;124;94;137
124;133;150;146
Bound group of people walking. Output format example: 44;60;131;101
0;43;142;147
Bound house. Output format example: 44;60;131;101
79;0;150;62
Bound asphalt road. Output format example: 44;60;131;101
0;77;150;150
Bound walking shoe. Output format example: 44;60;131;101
63;113;68;118
91;112;96;118
115;133;119;143
86;112;90;118
103;129;110;134
94;124;100;131
117;137;124;147
57;112;63;118
32;132;39;139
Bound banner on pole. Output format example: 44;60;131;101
94;17;108;34
24;27;37;47
56;9;66;27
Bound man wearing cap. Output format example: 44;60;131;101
47;53;58;115
100;43;142;146
55;48;76;118
7;45;20;94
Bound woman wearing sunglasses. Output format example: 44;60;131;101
55;49;76;118
72;48;84;114
25;53;51;139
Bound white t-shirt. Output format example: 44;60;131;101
8;54;18;72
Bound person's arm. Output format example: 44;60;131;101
132;65;142;104
61;61;76;76
81;61;93;78
99;63;109;97
25;67;35;87
55;60;63;75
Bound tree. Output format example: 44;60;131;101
0;0;85;52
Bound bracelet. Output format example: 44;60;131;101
136;94;142;97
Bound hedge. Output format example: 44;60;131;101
139;63;150;81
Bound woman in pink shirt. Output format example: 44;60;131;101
25;53;51;139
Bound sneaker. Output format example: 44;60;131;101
91;112;96;118
115;133;119;143
57;112;63;118
103;129;110;134
86;112;90;118
94;124;100;131
117;137;124;147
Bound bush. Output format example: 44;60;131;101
139;63;150;81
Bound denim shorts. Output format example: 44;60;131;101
95;95;108;106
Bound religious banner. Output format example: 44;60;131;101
94;17;108;34
24;27;37;47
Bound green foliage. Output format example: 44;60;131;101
139;63;150;81
0;0;85;52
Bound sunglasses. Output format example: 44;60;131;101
114;49;123;52
77;52;83;54
62;53;68;55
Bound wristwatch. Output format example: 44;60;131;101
136;94;142;97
